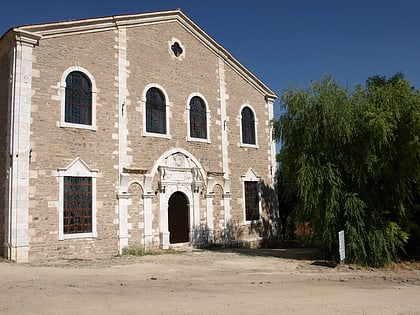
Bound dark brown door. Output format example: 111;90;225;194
168;192;189;243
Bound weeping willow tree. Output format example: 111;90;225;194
274;73;420;266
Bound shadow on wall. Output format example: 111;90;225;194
193;180;280;248
248;180;279;247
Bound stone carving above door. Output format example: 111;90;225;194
158;152;204;194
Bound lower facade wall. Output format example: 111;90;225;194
22;166;278;262
5;141;277;262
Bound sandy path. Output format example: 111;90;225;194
1;249;419;314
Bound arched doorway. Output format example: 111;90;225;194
168;192;189;243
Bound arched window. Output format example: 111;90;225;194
241;106;256;145
65;71;92;125
146;87;166;134
189;96;207;139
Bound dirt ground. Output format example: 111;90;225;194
1;248;419;315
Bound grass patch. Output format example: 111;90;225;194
121;246;177;256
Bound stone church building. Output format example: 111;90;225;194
0;10;278;262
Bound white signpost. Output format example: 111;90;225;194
338;230;345;264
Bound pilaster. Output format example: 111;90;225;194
5;31;40;262
143;192;154;247
266;95;277;183
205;193;214;243
117;193;130;253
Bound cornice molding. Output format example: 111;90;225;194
14;29;41;47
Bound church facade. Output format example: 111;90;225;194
0;10;277;262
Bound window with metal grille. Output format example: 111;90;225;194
245;181;260;221
65;71;92;125
63;176;92;234
146;87;166;134
190;96;207;139
241;107;256;145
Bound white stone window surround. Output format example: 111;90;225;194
239;104;259;148
141;83;172;139
186;92;211;143
241;168;262;224
57;158;98;240
59;66;97;130
168;37;186;61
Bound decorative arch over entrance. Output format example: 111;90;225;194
149;149;206;249
168;191;189;243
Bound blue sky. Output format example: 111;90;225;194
1;0;420;115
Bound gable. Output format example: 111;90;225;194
3;10;276;100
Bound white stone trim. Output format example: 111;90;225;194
150;148;206;181
59;66;97;130
117;192;130;252
159;185;195;248
141;83;171;139
168;37;186;61
6;36;36;262
266;96;277;182
117;28;130;171
57;158;98;240
148;149;206;248
186;92;211;143
218;59;230;179
218;59;231;230
241;168;262;224
239;104;259;148
116;28;130;253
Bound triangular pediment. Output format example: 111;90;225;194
6;10;276;99
58;157;97;177
242;168;260;181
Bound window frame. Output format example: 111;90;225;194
168;37;186;61
58;158;98;240
241;168;262;224
187;93;210;143
63;176;93;235
239;105;258;148
142;84;171;139
60;66;97;131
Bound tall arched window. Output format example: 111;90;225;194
241;106;256;145
146;87;166;134
189;96;207;139
65;71;92;125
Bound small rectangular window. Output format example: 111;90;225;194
63;176;92;234
245;181;260;221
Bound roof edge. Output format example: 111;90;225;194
6;9;277;99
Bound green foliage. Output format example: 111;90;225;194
274;73;420;266
121;246;170;256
